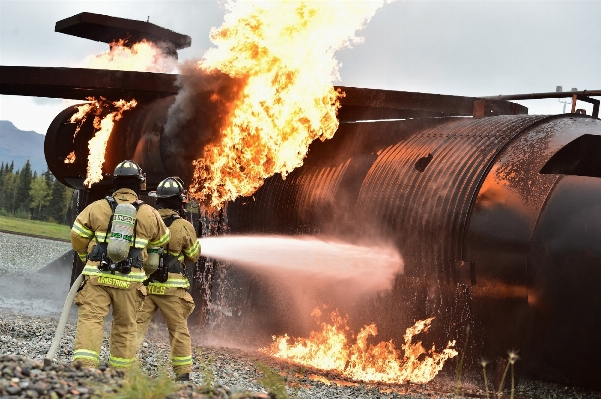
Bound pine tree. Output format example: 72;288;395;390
38;171;55;220
47;178;68;223
0;162;4;203
1;171;17;213
15;161;33;216
30;175;52;220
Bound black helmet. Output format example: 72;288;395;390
155;177;188;202
113;160;146;190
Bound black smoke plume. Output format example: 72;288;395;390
161;61;246;185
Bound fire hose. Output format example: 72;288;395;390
44;273;84;366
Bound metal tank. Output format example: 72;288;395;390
44;96;179;192
225;114;601;388
41;82;601;387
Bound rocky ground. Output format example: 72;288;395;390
0;231;600;399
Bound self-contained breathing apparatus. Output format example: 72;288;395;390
146;214;183;283
144;176;189;284
88;197;144;275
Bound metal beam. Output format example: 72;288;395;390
335;86;528;120
0;66;178;102
55;12;191;51
0;66;528;119
482;90;601;101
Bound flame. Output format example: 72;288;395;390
64;151;76;164
190;1;390;207
83;39;176;73
261;309;457;385
68;97;137;187
69;102;94;137
84;99;137;187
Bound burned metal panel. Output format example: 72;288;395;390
226;118;451;234
540;133;601;177
115;96;176;187
0;66;178;101
454;116;601;387
466;116;598;292
528;174;601;387
55;12;191;51
357;116;547;283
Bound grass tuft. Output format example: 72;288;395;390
196;348;216;390
480;358;490;399
101;363;179;399
497;350;520;398
256;361;290;399
454;324;470;397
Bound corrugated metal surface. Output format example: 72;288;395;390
229;160;350;234
357;115;548;281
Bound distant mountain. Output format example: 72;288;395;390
0;120;47;173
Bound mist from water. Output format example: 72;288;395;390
199;235;403;294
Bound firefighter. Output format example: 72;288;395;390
70;160;170;370
136;177;200;381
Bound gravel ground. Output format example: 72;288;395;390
0;232;71;277
0;231;600;399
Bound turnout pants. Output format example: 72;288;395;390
136;288;195;375
73;276;146;369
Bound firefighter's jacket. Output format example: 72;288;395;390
71;188;171;284
146;208;201;294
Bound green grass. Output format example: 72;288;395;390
101;364;180;399
256;362;291;399
0;215;70;241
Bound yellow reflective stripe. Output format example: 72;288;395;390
149;231;170;247
134;238;148;248
74;349;100;362
77;252;87;262
95;231;107;241
72;222;93;238
172;355;192;366
168;250;185;261
82;266;147;282
109;356;135;368
148;279;190;288
184;241;200;257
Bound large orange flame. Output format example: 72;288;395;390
190;1;390;207
83;39;176;73
69;37;166;185
69;98;137;186
261;308;457;385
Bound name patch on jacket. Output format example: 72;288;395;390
147;285;166;295
97;276;131;289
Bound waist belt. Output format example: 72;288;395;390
167;262;183;274
145;254;184;284
164;253;183;274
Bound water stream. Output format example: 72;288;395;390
199;235;403;294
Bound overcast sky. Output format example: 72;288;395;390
1;0;600;134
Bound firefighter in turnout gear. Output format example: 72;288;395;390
70;160;170;369
136;177;200;381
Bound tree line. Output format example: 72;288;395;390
0;160;72;224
